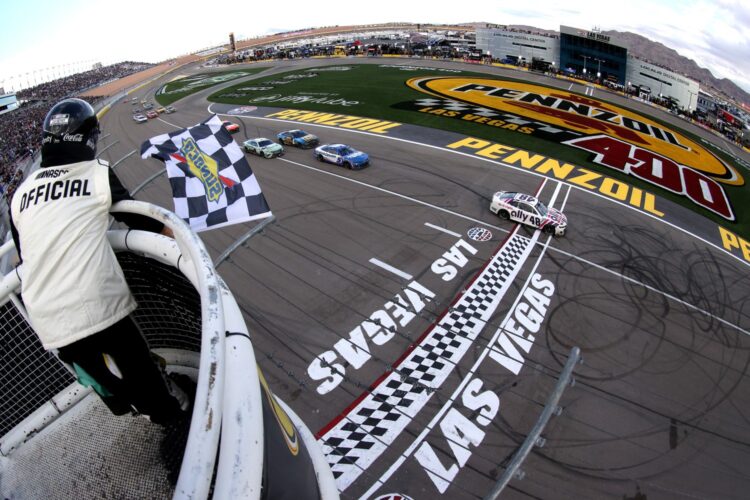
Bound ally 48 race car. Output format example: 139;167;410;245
490;191;567;236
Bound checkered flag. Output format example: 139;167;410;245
140;115;271;232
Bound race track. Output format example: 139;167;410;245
99;58;750;499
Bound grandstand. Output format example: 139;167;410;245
0;62;155;205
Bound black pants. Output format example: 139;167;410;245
57;315;182;425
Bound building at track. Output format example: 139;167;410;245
474;27;559;69
559;25;627;85
626;56;699;111
0;93;19;116
476;25;700;111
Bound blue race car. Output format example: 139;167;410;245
314;144;370;169
277;129;319;149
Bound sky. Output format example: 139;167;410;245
1;0;748;94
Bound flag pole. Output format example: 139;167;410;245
213;215;276;267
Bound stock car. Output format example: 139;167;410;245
133;114;147;123
146;110;159;119
489;191;567;236
222;121;240;134
277;129;319;149
314;144;370;169
165;105;176;114
243;138;284;158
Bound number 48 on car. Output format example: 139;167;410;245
490;191;567;236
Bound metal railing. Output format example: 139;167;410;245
0;201;336;500
483;346;582;500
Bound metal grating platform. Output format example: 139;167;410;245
1;392;177;500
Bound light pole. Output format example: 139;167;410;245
582;55;591;79
594;58;603;83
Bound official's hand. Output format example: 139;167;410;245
161;226;175;238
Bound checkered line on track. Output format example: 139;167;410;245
320;230;538;490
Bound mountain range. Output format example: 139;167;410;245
605;30;749;105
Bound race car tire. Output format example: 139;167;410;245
265;152;273;158
499;210;510;220
544;225;555;235
346;162;352;169
316;154;324;162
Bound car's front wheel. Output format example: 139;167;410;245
316;154;324;162
264;151;273;158
499;210;510;220
345;162;353;169
544;225;555;235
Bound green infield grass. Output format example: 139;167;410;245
208;63;749;238
155;68;267;106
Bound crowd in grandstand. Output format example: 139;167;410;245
17;62;152;102
0;105;46;199
0;62;153;201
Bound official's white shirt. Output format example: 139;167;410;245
10;159;136;349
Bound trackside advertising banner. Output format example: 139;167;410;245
405;77;743;221
141;115;271;231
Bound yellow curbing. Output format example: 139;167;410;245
96;104;112;120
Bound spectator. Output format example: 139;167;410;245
1;62;154;201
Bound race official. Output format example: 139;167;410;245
9;98;188;424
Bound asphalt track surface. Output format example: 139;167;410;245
100;58;750;499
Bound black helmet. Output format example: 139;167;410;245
41;98;100;167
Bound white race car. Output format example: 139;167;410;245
133;114;147;123
490;191;567;236
243;138;284;158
